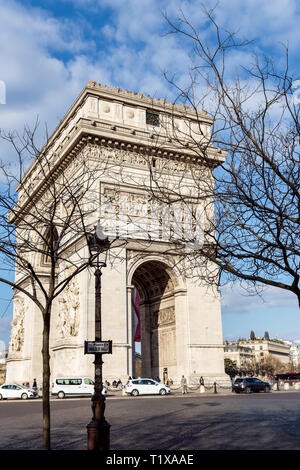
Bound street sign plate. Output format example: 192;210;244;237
84;340;112;354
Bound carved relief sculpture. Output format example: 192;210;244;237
57;277;80;339
151;306;175;329
9;297;25;353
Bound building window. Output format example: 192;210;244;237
146;111;160;126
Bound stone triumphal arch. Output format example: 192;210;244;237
130;258;179;380
6;82;230;387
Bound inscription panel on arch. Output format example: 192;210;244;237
99;182;204;247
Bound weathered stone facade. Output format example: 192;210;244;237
6;82;230;387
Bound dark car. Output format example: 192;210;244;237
233;377;271;394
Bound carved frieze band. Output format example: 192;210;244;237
151;306;175;329
80;142;198;174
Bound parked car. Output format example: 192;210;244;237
233;377;271;393
124;378;171;396
20;384;38;397
51;377;107;399
0;384;36;400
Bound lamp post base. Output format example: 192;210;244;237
87;419;111;451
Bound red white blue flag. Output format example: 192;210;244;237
132;288;141;342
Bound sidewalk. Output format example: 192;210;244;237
106;384;300;399
29;385;300;402
106;385;234;398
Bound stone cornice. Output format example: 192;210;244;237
84;81;211;120
13;131;225;224
17;82;226;193
39;82;213;167
10;82;227;229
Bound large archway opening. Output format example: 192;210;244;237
131;260;177;382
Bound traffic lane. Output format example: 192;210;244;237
0;398;91;450
1;393;300;450
1;394;181;450
110;393;300;450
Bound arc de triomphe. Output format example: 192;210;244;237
6;82;230;387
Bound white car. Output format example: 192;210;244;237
124;378;171;396
0;384;36;400
51;377;107;399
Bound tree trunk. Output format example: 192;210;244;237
42;308;51;450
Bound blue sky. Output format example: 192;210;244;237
0;0;300;350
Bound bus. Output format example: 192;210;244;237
275;373;300;383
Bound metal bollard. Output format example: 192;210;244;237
214;382;217;394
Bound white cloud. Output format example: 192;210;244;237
1;0;299;130
0;0;186;147
0;0;114;163
221;283;299;314
0;0;299;163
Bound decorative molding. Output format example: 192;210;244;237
51;342;83;351
152;306;175;329
86;81;209;118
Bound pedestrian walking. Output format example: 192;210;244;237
181;375;188;394
199;376;205;393
32;378;38;396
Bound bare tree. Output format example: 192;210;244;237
140;7;300;305
257;355;287;376
0;123;121;449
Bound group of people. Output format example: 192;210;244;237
21;376;207;395
181;375;205;394
21;378;38;396
126;375;174;386
155;376;174;386
125;374;205;393
104;379;123;389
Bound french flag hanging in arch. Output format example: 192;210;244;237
132;288;141;342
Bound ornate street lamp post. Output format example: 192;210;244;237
86;223;111;451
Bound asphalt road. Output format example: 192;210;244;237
1;391;300;450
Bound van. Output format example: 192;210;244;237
124;378;171;396
51;377;107;399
